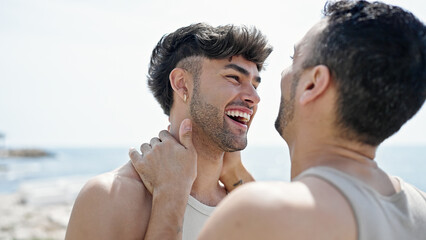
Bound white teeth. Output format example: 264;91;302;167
226;110;251;123
244;113;251;121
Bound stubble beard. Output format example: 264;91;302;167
190;85;248;152
275;96;295;137
275;72;300;137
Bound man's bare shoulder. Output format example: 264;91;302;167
81;161;147;194
199;179;356;240
65;161;152;240
79;161;150;205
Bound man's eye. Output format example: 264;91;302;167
227;75;240;82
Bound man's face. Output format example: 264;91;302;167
274;43;306;140
190;56;261;152
275;67;300;138
275;20;326;140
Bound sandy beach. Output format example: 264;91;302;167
0;177;88;240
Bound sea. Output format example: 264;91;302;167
0;145;425;194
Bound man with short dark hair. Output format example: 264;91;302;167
65;23;272;240
130;1;426;239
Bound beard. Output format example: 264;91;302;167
275;95;295;137
275;71;300;137
190;85;248;152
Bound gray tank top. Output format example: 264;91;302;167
296;167;426;240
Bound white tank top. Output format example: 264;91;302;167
296;166;426;240
182;195;215;240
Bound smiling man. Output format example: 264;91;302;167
129;1;426;240
65;23;272;240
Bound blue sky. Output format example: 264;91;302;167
0;0;425;148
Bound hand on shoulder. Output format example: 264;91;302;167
129;119;197;197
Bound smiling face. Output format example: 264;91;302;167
190;56;261;152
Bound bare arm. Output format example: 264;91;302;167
199;178;357;240
198;182;287;240
220;151;255;192
65;165;152;240
128;119;255;239
144;189;191;239
129;119;197;240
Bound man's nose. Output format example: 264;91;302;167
241;83;260;107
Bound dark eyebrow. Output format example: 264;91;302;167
224;64;261;83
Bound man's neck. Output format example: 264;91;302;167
170;121;227;206
289;136;403;196
288;134;378;180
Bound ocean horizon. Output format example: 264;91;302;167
0;145;425;194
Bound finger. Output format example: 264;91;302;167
140;143;151;154
158;129;177;143
150;137;161;147
179;119;194;150
129;147;143;165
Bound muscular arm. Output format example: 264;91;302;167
143;188;190;239
198;182;294;240
129;119;197;240
65;163;152;240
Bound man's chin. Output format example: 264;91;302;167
274;117;283;135
220;139;247;152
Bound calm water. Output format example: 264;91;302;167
0;145;425;193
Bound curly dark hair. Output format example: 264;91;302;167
147;23;273;116
303;0;426;146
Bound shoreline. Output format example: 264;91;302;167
0;176;89;240
0;192;73;240
0;148;53;158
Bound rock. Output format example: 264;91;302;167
1;149;53;158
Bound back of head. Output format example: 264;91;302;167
148;23;272;116
304;0;426;146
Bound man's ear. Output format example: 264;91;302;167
299;65;331;105
169;68;189;103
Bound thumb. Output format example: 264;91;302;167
179;119;194;150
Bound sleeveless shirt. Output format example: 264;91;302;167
296;167;426;240
182;195;215;240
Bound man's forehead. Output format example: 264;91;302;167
221;56;261;82
208;56;258;71
294;19;328;55
227;55;258;67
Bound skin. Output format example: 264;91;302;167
198;19;402;240
65;55;258;240
131;18;415;240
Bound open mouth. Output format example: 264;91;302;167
225;110;251;125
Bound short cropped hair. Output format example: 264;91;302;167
148;23;273;115
304;0;426;145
